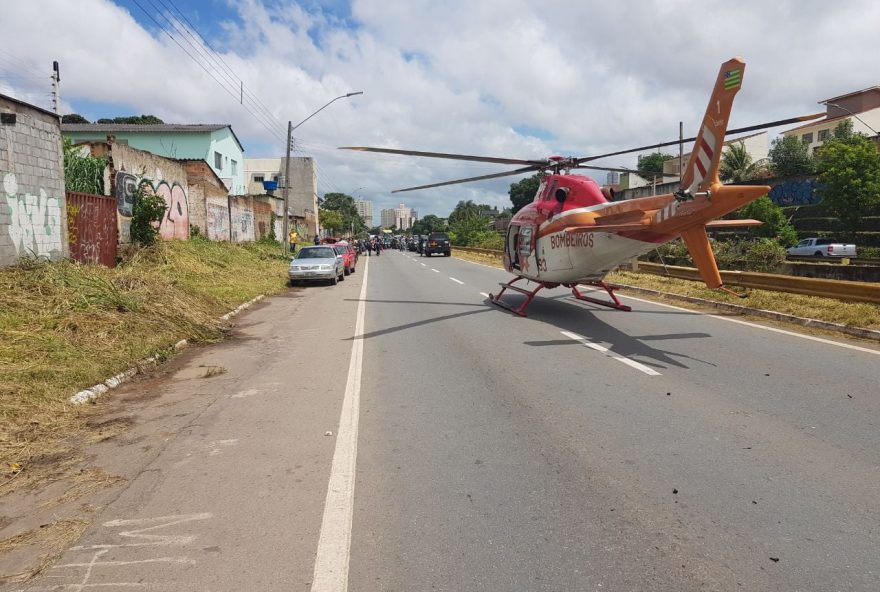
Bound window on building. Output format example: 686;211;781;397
214;151;222;169
231;160;238;175
253;175;264;183
802;132;814;144
818;129;829;142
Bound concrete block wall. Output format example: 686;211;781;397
0;98;67;266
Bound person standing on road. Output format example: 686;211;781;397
288;230;298;254
313;234;320;245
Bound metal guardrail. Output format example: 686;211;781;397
455;246;880;304
787;256;880;266
454;245;504;257
637;262;880;304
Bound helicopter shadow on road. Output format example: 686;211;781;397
342;298;492;341
514;291;717;371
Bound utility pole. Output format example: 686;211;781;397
280;91;363;256
679;121;684;181
283;121;292;256
51;61;60;115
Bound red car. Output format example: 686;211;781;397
333;244;357;275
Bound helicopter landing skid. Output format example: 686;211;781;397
489;276;547;317
570;281;632;312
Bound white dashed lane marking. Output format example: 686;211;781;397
449;277;464;285
480;292;490;298
431;269;440;273
561;330;661;376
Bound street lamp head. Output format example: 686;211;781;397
346;91;364;97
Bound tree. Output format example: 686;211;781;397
320;192;365;234
814;120;880;238
636;152;674;175
61;113;90;124
735;195;798;246
719;141;768;183
768;135;814;177
95;115;165;124
411;214;447;235
319;208;344;234
509;174;544;214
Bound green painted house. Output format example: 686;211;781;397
62;123;246;194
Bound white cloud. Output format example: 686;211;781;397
1;0;879;216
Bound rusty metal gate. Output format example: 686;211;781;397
66;192;118;267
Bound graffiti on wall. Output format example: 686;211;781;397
231;210;253;242
2;172;63;260
114;172;190;241
768;178;822;206
207;203;229;241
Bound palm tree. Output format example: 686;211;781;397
719;141;768;183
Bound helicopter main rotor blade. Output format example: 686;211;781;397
391;165;542;193
575;112;826;164
572;164;669;177
340;146;547;167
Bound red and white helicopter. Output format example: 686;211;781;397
342;58;823;316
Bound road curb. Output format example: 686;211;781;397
612;283;880;343
69;294;266;405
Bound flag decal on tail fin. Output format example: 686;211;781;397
724;69;742;90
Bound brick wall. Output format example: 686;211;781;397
0;96;67;266
182;159;229;238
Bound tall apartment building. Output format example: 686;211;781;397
355;199;374;227
380;208;396;228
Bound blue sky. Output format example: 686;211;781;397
2;0;880;216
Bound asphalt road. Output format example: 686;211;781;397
18;249;880;591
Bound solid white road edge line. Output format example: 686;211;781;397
450;277;464;285
560;330;662;376
310;257;369;592
619;294;880;356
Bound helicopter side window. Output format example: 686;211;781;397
518;226;533;259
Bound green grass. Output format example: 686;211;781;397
0;239;289;493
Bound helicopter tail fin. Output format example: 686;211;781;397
680;57;745;195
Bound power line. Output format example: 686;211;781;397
160;0;285;131
132;0;351;195
130;0;286;144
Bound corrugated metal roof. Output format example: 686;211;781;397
61;123;228;132
60;123;245;152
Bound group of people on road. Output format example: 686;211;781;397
356;238;383;256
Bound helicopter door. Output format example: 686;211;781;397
517;225;535;274
506;224;520;269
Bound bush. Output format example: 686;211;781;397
714;238;787;272
130;189;166;246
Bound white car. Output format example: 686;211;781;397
288;246;345;286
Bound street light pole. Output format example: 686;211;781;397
282;91;364;256
827;103;879;136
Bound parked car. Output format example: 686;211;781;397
423;232;451;257
333;244;357;275
288;245;345;286
787;238;857;258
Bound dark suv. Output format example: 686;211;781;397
423;232;451;257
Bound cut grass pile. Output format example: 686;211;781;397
0;238;290;493
453;250;880;331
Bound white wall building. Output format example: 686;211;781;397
355;199;374;227
380;208;396;228
782;86;880;153
243;157;319;237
